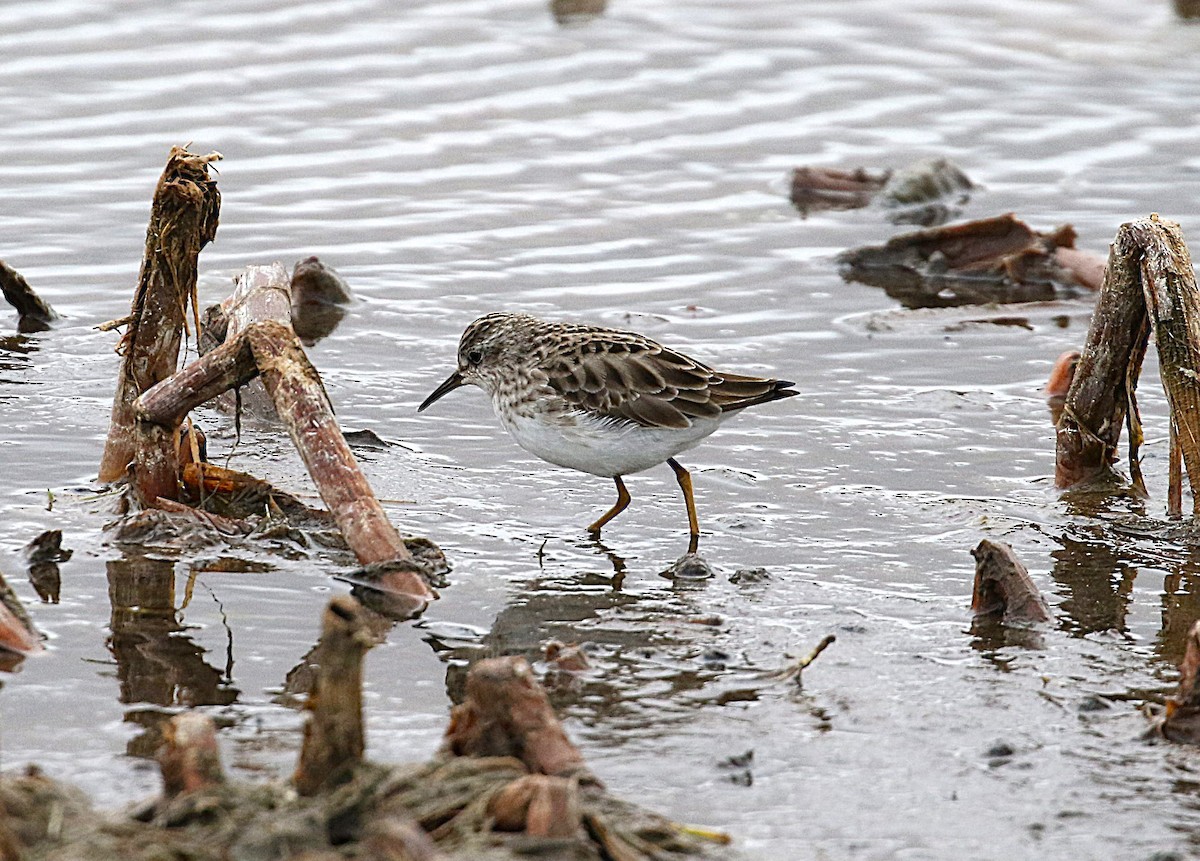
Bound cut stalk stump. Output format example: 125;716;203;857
970;539;1051;625
1056;215;1200;523
1151;620;1200;742
0;565;43;668
0;259;59;333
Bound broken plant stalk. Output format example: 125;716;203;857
294;596;371;795
1056;215;1200;520
134;266;433;611
99;146;221;488
970;539;1051;624
0;259;58;333
1136;216;1200;518
0;567;43;661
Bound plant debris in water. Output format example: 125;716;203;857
0;600;730;861
837;213;1105;308
790;157;973;225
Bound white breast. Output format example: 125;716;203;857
497;407;723;478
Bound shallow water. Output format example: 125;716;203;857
3;0;1200;857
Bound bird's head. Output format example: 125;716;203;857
418;313;532;411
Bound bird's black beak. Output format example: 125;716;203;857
418;370;466;412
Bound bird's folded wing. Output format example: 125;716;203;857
545;338;778;430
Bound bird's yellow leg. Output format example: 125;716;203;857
667;458;700;551
587;475;631;535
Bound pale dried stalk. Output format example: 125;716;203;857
1135;215;1200;518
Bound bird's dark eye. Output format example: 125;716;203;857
467;349;483;365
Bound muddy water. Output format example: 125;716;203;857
3;0;1200;857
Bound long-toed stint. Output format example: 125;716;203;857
418;313;797;550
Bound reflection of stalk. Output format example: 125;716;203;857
106;554;238;758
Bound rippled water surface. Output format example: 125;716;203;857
5;0;1200;857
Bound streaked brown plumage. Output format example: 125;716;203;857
419;313;797;547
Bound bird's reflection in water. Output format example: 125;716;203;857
580;532;715;583
578;534;627;587
24;529;71;604
427;533;752;750
27;561;61;604
106;553;238;758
